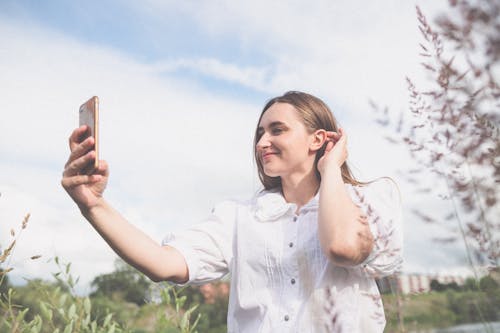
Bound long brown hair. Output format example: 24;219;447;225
254;91;369;190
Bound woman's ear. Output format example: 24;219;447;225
310;129;327;152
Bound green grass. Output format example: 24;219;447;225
383;290;500;332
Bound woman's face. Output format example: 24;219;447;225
256;102;316;178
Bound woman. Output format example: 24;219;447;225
62;91;402;332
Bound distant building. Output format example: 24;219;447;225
377;273;467;294
199;281;230;304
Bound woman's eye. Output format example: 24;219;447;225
272;128;283;135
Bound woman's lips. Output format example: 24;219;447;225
262;152;278;161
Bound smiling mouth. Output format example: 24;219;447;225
262;152;278;161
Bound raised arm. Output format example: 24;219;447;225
61;126;188;282
316;128;374;266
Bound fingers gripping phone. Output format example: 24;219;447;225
79;96;99;174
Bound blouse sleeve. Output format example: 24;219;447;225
348;178;403;278
162;201;236;285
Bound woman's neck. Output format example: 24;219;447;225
281;171;320;209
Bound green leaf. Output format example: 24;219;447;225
29;324;37;333
39;301;53;321
180;312;189;331
59;294;68;307
108;323;116;333
161;286;171;304
82;314;91;326
177;295;187;309
16;307;29;322
30;315;42;333
68;303;76;319
63;321;73;333
40;301;50;319
187;304;199;313
83;297;91;314
191;313;202;332
66;263;71;275
103;313;113;327
180;304;198;332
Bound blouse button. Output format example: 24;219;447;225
293;216;298;222
284;315;290;321
291;278;296;285
288;242;294;248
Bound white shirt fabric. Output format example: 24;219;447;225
163;178;403;333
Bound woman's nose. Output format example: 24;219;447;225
256;133;271;150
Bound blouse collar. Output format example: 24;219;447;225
254;190;319;222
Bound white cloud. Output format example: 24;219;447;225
139;0;450;115
151;58;271;92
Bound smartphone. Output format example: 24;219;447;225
79;96;99;174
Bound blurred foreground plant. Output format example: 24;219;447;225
371;1;499;331
1;259;201;333
0;209;201;333
150;284;201;333
0;211;126;333
372;0;499;269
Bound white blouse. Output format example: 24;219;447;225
163;178;403;333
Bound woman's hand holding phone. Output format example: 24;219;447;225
61;125;109;212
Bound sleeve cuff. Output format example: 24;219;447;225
162;235;200;286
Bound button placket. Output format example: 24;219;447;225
284;212;299;324
281;211;300;326
289;214;298;252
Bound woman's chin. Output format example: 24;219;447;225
263;168;281;178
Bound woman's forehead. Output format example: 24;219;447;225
258;103;301;127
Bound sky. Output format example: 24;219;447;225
0;0;479;294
